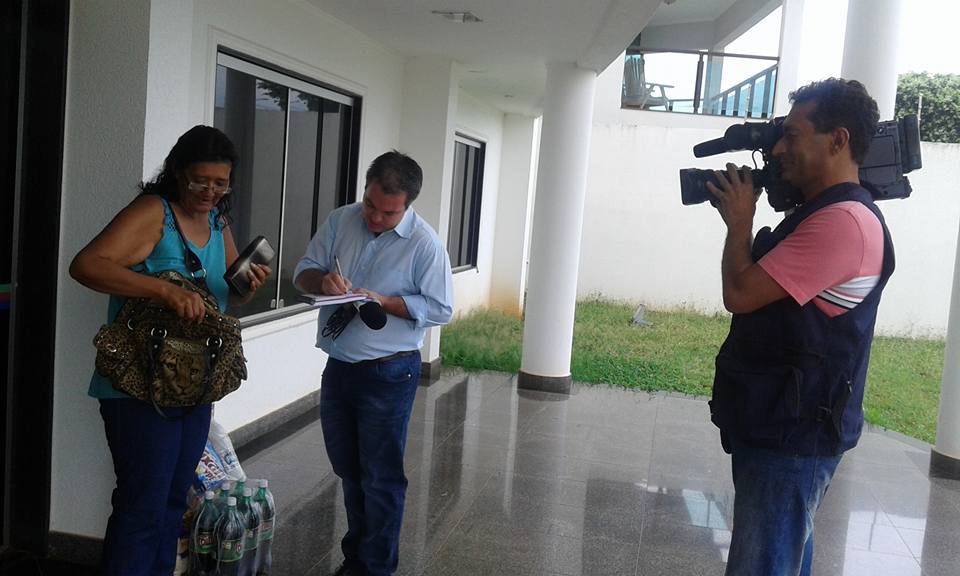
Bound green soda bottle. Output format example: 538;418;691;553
215;497;244;576
254;479;276;575
238;487;261;576
189;490;218;576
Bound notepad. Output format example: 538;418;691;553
299;293;367;307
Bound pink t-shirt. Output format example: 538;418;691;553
758;201;884;318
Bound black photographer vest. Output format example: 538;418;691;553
710;182;895;457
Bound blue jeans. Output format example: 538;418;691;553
321;352;421;576
725;438;842;576
99;399;212;576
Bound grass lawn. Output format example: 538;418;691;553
440;299;945;444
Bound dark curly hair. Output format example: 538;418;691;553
139;125;239;224
365;150;423;206
789;78;879;165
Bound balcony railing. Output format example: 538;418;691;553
622;48;779;119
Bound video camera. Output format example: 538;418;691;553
679;114;922;211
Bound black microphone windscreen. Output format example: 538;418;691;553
693;137;730;158
358;301;387;330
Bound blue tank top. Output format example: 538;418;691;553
89;197;230;399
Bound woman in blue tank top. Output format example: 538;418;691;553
70;126;271;576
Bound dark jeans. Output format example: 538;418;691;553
99;399;212;576
320;352;421;576
725;438;842;576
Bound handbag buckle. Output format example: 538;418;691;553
150;327;167;339
206;336;222;348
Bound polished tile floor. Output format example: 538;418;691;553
237;369;960;576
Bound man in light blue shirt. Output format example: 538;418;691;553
294;151;452;576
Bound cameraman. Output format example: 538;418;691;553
705;78;894;576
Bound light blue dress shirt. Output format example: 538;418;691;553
294;203;454;362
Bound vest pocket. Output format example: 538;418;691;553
710;353;803;449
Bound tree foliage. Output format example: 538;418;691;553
896;73;960;143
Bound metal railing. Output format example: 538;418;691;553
622;48;779;119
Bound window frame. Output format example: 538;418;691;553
447;133;485;273
213;48;362;327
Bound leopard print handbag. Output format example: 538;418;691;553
93;270;247;414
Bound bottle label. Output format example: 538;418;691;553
244;528;258;550
196;529;215;553
219;538;244;562
259;518;274;541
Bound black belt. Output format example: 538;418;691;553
355;350;418;365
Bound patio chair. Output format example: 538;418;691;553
622;53;673;110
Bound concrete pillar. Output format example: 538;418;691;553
933;224;960;479
398;56;459;377
518;63;596;394
489;114;539;316
841;0;903;119
774;0;805;116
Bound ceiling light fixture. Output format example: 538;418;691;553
431;10;482;23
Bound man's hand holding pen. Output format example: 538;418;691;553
322;255;353;295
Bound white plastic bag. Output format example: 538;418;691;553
194;418;245;492
207;418;246;482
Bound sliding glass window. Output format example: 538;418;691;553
447;135;484;271
214;51;359;320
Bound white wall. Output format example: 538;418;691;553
877;143;960;337
56;0;409;538
55;0;152;539
579;53;960;337
451;90;505;317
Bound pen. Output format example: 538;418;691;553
335;255;343;278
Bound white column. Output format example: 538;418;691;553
398;56;458;372
519;63;596;393
934;224;960;476
490;114;538;316
773;0;805;116
841;0;903;119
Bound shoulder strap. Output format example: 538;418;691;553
163;198;209;290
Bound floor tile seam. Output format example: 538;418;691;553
308;548;336;576
860;477;938;519
418;468;500;574
889;524;924;548
630;538;643;576
508;444;652;467
270;471;338;517
496;469;591;488
824;545;924;563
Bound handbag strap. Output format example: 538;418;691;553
165;199;210;292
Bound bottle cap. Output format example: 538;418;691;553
259;479;268;488
244;487;253;497
221;480;233;490
204;490;215;500
227;496;237;507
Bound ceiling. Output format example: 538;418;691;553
648;0;741;27
307;0;665;115
306;1;751;115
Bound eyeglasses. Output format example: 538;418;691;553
187;181;232;196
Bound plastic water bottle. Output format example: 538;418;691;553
233;479;246;499
215;497;245;576
237;487;261;576
189;491;219;576
215;481;234;512
254;479;275;575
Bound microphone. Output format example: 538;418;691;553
321;298;386;339
357;300;387;330
693;137;730;158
